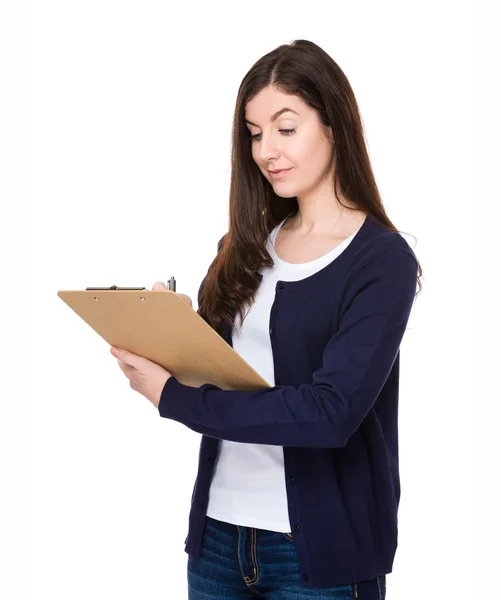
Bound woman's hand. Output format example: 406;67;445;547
110;283;192;408
111;346;172;409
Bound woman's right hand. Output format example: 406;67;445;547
151;281;193;308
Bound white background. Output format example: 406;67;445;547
2;1;493;598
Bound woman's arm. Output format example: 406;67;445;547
159;247;418;449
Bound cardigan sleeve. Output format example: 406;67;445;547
158;247;418;448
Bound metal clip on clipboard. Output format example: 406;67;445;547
86;277;176;291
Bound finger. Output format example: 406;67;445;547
178;293;193;307
117;360;134;378
152;281;167;291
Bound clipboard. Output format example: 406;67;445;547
57;288;271;391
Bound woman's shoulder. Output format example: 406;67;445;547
354;215;418;270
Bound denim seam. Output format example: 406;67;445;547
243;527;259;585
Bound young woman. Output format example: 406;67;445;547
119;38;423;599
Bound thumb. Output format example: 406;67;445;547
111;346;139;367
152;281;167;291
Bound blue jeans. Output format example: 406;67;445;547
187;516;387;599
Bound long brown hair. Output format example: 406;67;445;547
198;39;423;336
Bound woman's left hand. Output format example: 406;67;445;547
111;346;172;409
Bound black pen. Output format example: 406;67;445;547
167;277;176;291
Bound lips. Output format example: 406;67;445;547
269;167;293;179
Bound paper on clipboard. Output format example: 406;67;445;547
57;289;271;391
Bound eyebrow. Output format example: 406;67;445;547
245;107;300;127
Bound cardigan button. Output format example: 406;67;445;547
278;281;285;289
288;476;295;484
294;525;301;534
303;574;310;582
275;378;281;385
269;327;275;336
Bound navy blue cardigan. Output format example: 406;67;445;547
158;214;419;588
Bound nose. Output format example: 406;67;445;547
255;133;281;164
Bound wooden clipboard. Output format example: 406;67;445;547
57;289;271;391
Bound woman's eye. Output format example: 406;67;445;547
249;129;296;141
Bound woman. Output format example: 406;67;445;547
115;39;422;599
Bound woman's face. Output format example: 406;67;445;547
245;86;334;199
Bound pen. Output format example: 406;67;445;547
168;277;176;291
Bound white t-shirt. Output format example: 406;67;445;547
205;217;361;532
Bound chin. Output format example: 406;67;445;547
274;189;297;199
